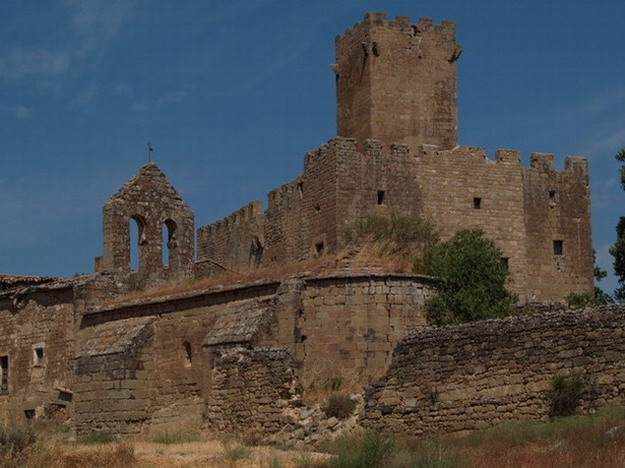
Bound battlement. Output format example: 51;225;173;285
336;12;456;42
417;145;588;174
200;201;264;235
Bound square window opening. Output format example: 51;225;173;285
473;197;482;209
553;240;564;255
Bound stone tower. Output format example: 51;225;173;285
96;163;195;284
334;12;460;149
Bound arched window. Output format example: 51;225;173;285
130;215;147;271
162;219;177;267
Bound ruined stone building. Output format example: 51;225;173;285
0;13;599;437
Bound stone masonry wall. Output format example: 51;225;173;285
197;201;265;271
74;317;155;435
205;347;301;436
0;287;76;426
99;162;195;287
297;274;434;383
364;305;625;436
335;13;458;150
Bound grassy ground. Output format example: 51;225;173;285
3;405;625;467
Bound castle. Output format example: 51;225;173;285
0;13;601;438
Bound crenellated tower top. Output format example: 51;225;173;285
334;12;460;150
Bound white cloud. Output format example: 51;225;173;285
74;83;100;105
110;83;133;98
156;90;187;107
0;1;136;81
65;0;137;55
131;102;147;112
0;48;70;79
14;106;32;120
0;104;33;121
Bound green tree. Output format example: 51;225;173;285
610;147;625;303
425;229;517;325
609;217;625;302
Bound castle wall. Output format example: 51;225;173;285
364;305;625;436
523;156;593;301
197;201;265;271
336;13;458;149
415;146;529;296
298;274;434;384
201;137;591;302
70;273;433;432
205;348;300;436
0;287;76;427
74;317;155;435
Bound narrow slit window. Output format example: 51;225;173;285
553;240;564;255
377;190;386;205
0;356;8;394
183;341;192;367
473;197;482;209
315;242;325;256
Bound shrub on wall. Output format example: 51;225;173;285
425;229;517;325
344;213;439;273
324;393;357;419
548;374;584;418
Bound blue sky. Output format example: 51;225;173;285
0;0;623;294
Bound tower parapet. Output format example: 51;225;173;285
335;12;460;150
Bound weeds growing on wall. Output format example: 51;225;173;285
343;213;439;273
548;374;584;418
151;430;201;444
425;229;517;325
323;393;357;420
0;426;36;455
76;429;116;444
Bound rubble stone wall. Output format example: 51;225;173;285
0;287;75;426
205;347;300;436
364;305;625;436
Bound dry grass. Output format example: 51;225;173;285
300;361;377;403
102;247;414;308
9;407;625;467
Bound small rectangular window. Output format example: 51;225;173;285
377;190;386;205
553;240;564;255
500;257;509;270
315;242;325;255
473;197;482;209
0;356;8;394
33;347;45;367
